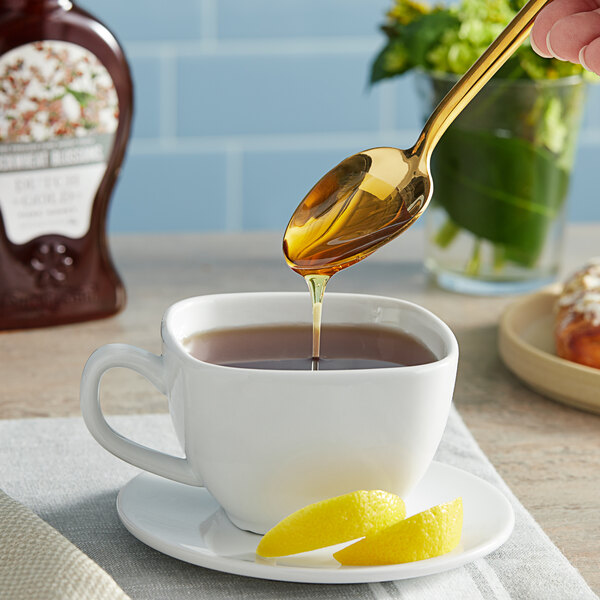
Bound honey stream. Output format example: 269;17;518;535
304;274;330;370
284;153;418;370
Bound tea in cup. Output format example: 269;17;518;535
80;292;458;534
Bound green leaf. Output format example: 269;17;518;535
370;43;391;84
401;12;460;69
370;40;410;83
431;127;570;266
370;10;459;84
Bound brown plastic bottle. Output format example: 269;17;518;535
0;0;132;329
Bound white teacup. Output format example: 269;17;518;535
80;292;458;534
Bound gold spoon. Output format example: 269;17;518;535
283;0;551;276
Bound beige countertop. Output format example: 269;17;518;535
1;226;598;593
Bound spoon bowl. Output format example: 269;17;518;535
283;148;429;276
283;0;550;275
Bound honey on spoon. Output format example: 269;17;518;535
283;0;550;368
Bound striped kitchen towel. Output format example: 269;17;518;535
0;409;596;600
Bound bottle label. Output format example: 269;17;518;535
0;41;119;244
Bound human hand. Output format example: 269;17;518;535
531;0;600;74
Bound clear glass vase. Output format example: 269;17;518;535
418;73;586;295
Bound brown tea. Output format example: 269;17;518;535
184;324;436;371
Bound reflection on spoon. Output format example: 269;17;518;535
284;149;426;277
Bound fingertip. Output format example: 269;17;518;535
545;11;600;63
530;32;553;58
529;0;597;58
579;45;592;71
579;37;600;75
546;30;566;61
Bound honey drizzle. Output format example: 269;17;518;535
304;273;330;371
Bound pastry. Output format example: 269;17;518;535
555;258;600;369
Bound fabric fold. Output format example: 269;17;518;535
0;489;130;600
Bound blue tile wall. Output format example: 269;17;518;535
217;0;391;39
128;57;162;139
110;152;228;232
176;53;383;137
73;0;600;233
91;0;204;43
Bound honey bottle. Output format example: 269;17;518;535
0;0;133;329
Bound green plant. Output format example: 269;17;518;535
371;0;592;83
371;0;591;276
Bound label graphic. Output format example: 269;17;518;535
0;41;119;244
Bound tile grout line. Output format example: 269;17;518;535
158;46;178;139
225;144;244;231
124;37;381;59
129;130;421;155
378;82;397;133
199;0;218;43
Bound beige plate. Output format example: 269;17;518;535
498;285;600;414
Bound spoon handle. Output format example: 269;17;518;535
412;0;551;162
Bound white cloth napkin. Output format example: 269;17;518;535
0;409;596;600
0;488;129;600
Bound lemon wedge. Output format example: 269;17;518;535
333;497;463;566
255;490;406;558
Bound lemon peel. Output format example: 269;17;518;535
333;497;463;566
255;490;406;558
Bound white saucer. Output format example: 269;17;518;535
116;461;514;584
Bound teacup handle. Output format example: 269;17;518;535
80;343;201;486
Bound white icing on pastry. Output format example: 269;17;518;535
558;258;600;326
